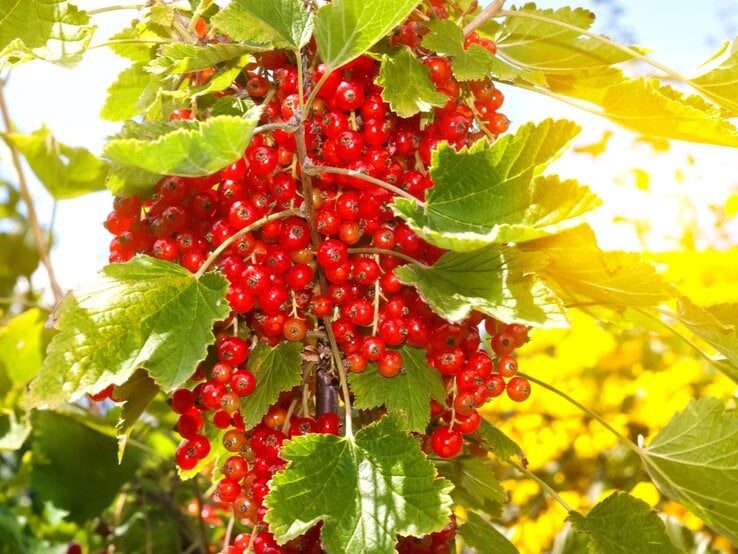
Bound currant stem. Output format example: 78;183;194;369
194;208;302;279
518;372;642;455
322;316;354;438
635;306;728;372
507;458;575;513
463;0;505;35
89;38;175;50
0;81;64;304
253;121;300;136
220;514;235;554
87;3;147;15
302;71;330;121
295;50;307;113
302;164;426;206
348;247;427;267
281;396;300;435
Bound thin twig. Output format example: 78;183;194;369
194;208;302;278
0;81;64;303
221;514;235;554
348;247;427;267
518;372;641;455
507;458;574;512
322;315;354;438
302;164;425;206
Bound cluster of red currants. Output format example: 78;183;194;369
101;2;527;551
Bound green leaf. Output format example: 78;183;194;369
348;345;446;432
24;256;229;409
568;492;680;553
211;0;312;50
105;164;161;198
689;38;738;115
394;246;568;328
459;512;518;554
434;455;507;517
107;20;167;63
0;181;20;218
103;112;261;177
600;79;738;148
476;418;524;463
491;4;639;73
421;19;497;81
0;511;26;554
676;297;738;382
0;308;46;386
148;3;174;27
0;231;39;281
3;127;108;199
376;47;448;118
640;397;738;543
520;225;673;311
0;410;31;450
264;415;454;554
147;43;258;75
31;411;141;523
392;120;597;251
239;341;304;431
0;0;95;67
314;0;418;69
113;368;160;462
101;63;163;122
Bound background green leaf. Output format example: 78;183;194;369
0;0;94;67
3;127;108;199
348;345;446;432
641;397;738;543
567;492;680;553
489;3;639;73
520;225;674;311
31;411;142;524
476;419;525;463
688;38;738;115
676;297;738;382
25;256;229;408
101;63;163;122
459;511;519;554
601;79;738;148
264;415;454;554
434;455;507;517
0;308;46;386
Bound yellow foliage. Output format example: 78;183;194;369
629;481;661;508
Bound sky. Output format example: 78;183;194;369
1;0;737;298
